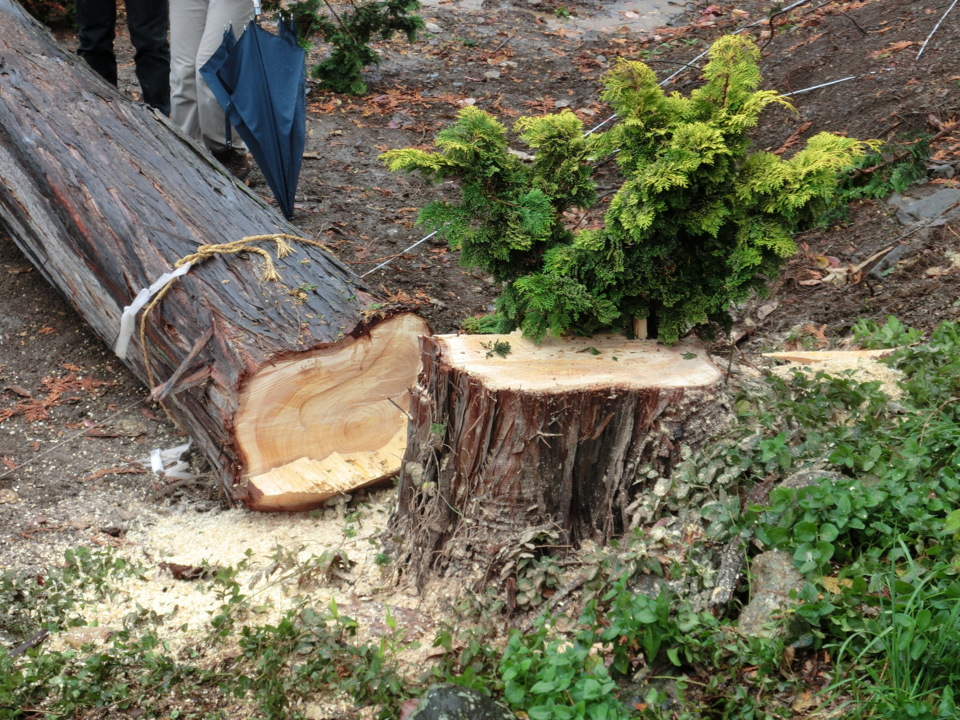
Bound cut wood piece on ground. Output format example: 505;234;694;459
0;0;428;510
763;348;897;364
764;348;904;398
387;331;730;587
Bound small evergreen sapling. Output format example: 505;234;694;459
383;35;876;344
282;0;423;95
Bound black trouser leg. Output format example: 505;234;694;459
125;0;171;115
75;0;118;86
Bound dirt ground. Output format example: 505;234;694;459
2;0;959;591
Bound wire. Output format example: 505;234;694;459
359;230;440;278
917;0;959;60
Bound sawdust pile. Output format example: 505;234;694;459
45;489;440;660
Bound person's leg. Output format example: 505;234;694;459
125;0;171;114
196;0;254;152
75;0;118;86
169;0;209;140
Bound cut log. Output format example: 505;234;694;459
385;332;729;586
0;0;428;510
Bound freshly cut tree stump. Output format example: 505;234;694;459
0;0;428;510
386;332;728;585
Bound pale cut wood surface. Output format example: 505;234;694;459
246;428;405;511
437;332;722;391
239;314;429;511
764;349;896;364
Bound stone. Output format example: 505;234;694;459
737;550;804;638
888;188;960;226
483;70;501;80
111;417;150;437
425;22;442;33
930;164;956;180
405;684;514;720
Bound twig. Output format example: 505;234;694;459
320;0;358;44
521;575;587;633
834;8;869;35
850;119;959;180
781;73;863;96
9;629;49;658
917;0;959;59
387;396;412;421
660;0;812;86
760;0;816;51
491;34;513;53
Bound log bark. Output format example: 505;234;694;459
0;0;428;510
385;332;729;586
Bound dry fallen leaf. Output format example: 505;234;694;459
821;576;853;594
791;691;818;712
756;302;779;321
868;40;917;58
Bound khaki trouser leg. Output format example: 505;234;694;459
170;0;254;152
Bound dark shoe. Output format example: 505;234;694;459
212;148;253;182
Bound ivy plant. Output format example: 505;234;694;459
384;35;876;343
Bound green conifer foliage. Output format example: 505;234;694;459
383;35;877;343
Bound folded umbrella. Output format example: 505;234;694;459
200;17;306;220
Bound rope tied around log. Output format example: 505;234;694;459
129;233;331;390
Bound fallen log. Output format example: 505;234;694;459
0;0;428;510
385;332;729;586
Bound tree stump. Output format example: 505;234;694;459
385;332;728;585
0;0;429;510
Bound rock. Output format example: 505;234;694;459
888;188;960;226
484;70;501;80
712;470;840;609
553;98;572;108
930;164;956;180
0;488;19;504
737;550;804;638
406;684;513;720
425;22;442;33
756;301;779;321
111;417;150;437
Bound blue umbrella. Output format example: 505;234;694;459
200;17;306;219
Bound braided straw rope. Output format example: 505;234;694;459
139;233;332;390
